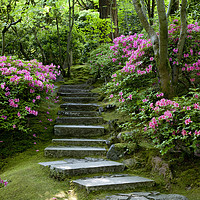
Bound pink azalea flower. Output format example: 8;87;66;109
182;129;187;136
185;118;192;125
150;57;154;61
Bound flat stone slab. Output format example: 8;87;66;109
58;88;90;93
52;138;106;146
57;110;99;117
60;103;100;111
56;117;103;125
57;92;98;97
44;146;107;158
38;160;67;167
54;125;104;137
103;192;188;200
49;159;124;178
62;97;98;103
73;175;155;192
59;84;90;89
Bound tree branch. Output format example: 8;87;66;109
172;0;187;86
132;0;159;56
166;0;173;18
2;18;22;34
177;0;187;62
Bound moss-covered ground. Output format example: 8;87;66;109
0;64;200;200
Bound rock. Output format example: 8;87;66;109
105;104;116;110
151;157;173;180
99;107;104;113
123;158;140;168
107;144;124;160
117;132;133;141
108;119;119;131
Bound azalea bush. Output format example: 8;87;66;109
131;89;199;155
94;21;200;156
88;32;154;82
0;56;60;134
88;44;125;82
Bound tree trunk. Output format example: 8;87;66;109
111;0;119;39
19;43;30;60
151;0;155;24
132;0;159;56
132;0;175;98
99;0;119;39
2;32;5;56
156;0;174;98
33;29;47;64
56;16;66;77
99;0;109;19
1;19;21;56
173;0;187;89
63;0;75;78
56;16;62;65
167;0;174;18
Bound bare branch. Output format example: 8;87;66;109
167;0;173;18
132;0;159;55
177;0;187;62
172;0;187;86
2;18;22;33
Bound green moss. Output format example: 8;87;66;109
64;64;94;85
0;148;70;200
115;142;137;155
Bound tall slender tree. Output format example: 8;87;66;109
63;0;75;77
99;0;119;39
132;0;187;98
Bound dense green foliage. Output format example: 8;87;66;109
0;1;200;198
89;21;200;156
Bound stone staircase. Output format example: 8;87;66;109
39;84;156;194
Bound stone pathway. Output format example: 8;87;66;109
39;84;188;200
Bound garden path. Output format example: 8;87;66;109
39;84;187;200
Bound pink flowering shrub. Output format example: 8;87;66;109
135;89;200;155
168;21;200;90
0;56;60;133
101;21;200;156
88;44;127;82
88;32;155;82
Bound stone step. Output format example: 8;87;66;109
102;192;188;200
73;175;155;193
52;138;107;146
57;92;98;97
39;158;125;179
44;146;107;158
58;88;90;93
60;103;100;111
56;117;103;125
59;84;90;89
62;97;98;103
57;110;99;117
54;125;104;137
